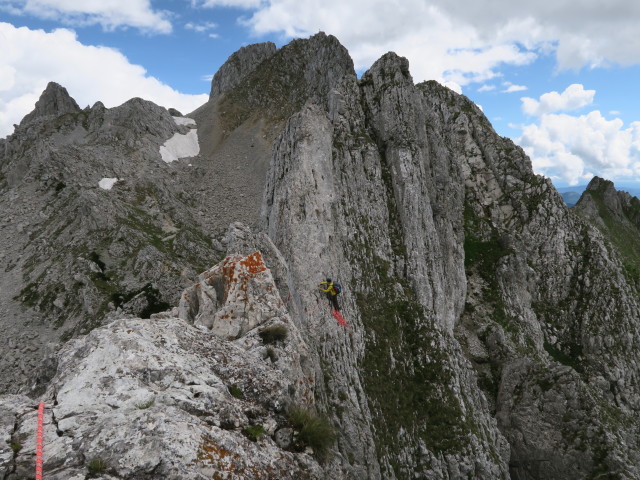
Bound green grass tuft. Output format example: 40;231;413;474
135;398;155;410
258;324;288;344
228;384;244;399
242;425;266;442
265;346;277;362
288;406;336;457
87;458;107;476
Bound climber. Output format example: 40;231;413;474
319;278;341;311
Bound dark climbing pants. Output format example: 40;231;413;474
326;292;340;311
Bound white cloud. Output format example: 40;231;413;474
0;23;208;138
185;21;218;33
2;0;172;33
217;0;640;81
478;84;496;92
503;83;527;93
241;1;536;88
521;84;595;117
431;1;640;69
610;110;621;116
443;81;462;94
518;111;640;185
191;0;262;8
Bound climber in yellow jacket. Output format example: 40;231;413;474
319;278;341;311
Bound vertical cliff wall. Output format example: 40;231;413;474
261;35;640;479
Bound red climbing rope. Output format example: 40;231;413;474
35;401;44;480
306;292;351;330
331;309;351;329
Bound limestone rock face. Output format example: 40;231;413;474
179;251;284;339
210;42;277;98
574;176;640;268
2;316;324;480
19;82;80;127
0;88;220;395
263;54;509;479
1;252;326;480
262;39;640;479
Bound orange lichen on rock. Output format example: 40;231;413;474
239;251;267;275
196;435;278;480
197;437;239;478
220;252;268;301
197;438;233;464
222;259;238;284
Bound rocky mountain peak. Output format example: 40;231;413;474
212;32;355;124
585;175;614;192
19;81;80;127
362;51;413;86
210;41;277;99
574;176;640;287
577;175;640;224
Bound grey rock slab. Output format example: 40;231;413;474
2;313;324;479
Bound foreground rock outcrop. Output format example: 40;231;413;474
1;251;327;480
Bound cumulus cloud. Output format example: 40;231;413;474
431;0;640;69
185;21;218;33
197;0;640;82
238;0;536;88
518;111;640;185
191;0;263;8
0;23;208;138
521;84;596;117
503;83;527;93
1;0;172;33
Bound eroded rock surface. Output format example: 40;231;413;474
210;42;277;98
262;39;640;479
1;252;325;480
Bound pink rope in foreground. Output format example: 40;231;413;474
35;401;44;480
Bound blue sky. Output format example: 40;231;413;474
1;0;640;189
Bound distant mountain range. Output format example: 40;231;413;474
557;183;640;206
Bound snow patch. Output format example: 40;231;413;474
160;129;200;163
99;178;118;190
172;116;196;126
